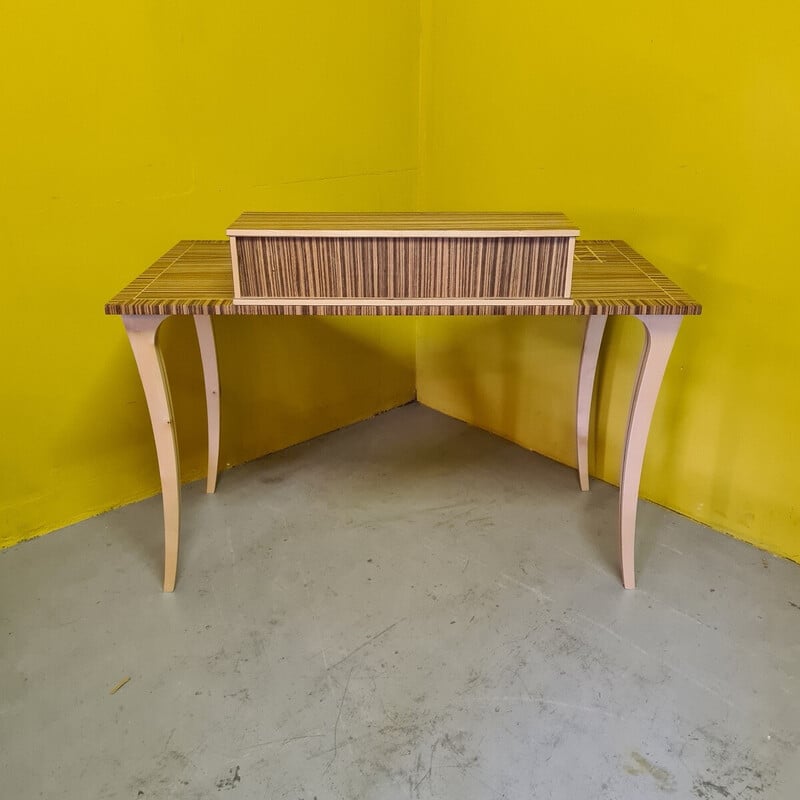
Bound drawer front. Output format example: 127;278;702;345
235;236;573;300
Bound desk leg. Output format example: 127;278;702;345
193;315;220;494
576;315;608;491
122;315;181;592
619;315;682;589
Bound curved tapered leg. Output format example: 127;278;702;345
193;315;220;494
122;315;180;592
619;314;682;589
576;315;608;491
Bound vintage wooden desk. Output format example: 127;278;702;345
106;236;700;592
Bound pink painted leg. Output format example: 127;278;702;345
193;315;220;494
122;315;181;592
619;314;682;589
576;315;608;491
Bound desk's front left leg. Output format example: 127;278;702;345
619;314;682;589
122;315;181;592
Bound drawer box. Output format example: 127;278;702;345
227;212;579;307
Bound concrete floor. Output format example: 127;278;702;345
1;404;799;799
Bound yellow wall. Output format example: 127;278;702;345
416;1;800;560
0;2;419;547
4;2;799;563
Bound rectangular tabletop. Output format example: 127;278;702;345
105;240;701;317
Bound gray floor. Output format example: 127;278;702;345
1;404;799;799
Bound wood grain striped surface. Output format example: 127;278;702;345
235;236;573;299
105;240;701;317
227;212;579;237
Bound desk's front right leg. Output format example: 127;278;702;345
619;314;682;589
122;315;181;592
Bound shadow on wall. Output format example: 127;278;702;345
61;315;416;542
208;315;416;470
416;315;588;468
585;213;779;547
553;211;713;494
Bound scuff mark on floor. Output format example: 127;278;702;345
215;764;241;790
625;751;676;792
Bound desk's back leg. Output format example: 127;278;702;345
619;315;682;589
122;315;181;592
193;315;220;494
576;315;608;491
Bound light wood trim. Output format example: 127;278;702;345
226;228;580;239
232;296;575;307
230;236;242;299
227;211;580;237
563;235;576;297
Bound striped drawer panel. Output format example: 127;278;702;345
227;212;579;307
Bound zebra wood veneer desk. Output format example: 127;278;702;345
106;237;700;592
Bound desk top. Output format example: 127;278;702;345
105;240;701;317
227;211;579;238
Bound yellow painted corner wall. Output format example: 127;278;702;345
416;1;800;560
0;2;420;547
3;1;798;566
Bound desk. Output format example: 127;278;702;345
105;239;700;591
